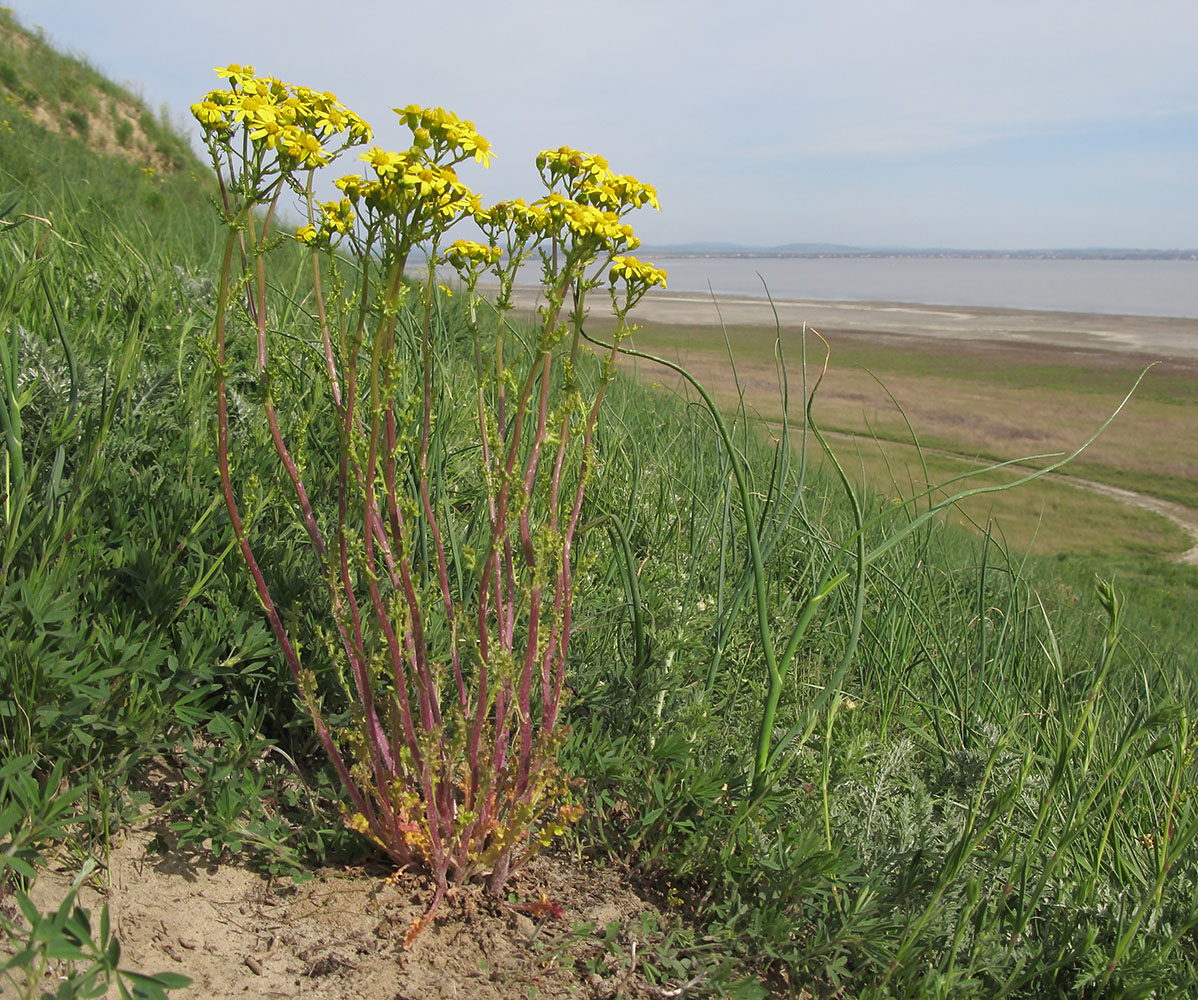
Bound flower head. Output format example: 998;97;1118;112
443;239;503;269
394;104;493;167
193;67;371;169
609;255;667;289
361;146;406;179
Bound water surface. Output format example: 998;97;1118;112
639;256;1198;319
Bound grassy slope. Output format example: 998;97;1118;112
0;8;196;174
2;14;1198;997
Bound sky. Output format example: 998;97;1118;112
8;0;1198;249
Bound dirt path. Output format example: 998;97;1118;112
1056;474;1198;565
821;428;1198;565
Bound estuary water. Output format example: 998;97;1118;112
638;256;1198;319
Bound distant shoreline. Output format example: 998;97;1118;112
638;249;1198;262
497;285;1198;362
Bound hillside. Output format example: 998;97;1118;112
2;22;1198;1000
0;8;198;174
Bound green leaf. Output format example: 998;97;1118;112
5;855;36;879
119;968;193;998
1;946;37;971
16;888;42;926
44;938;89;961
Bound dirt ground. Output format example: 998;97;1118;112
25;821;683;1000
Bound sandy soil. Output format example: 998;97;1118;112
22;819;678;1000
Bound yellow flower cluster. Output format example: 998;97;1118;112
296;197;356;246
333;147;480;229
191;64;371;170
563;201;637;247
536;146;611;188
474;198;549;243
443;240;503;268
394;104;493;166
609;255;668;289
293;106;494;245
536;145;660;212
196;64;663;291
584;173;661;212
507;146;662;260
531;191;637;254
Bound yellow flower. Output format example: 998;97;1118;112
563;203;637;247
402;164;445;197
394;104;493;166
609;255;667;289
361;146;405;179
477;198;550;244
316;198;355;235
191;99;229;128
613;174;660;211
335;174;365;202
281;126;327;167
461;133;493;167
292;86;372;144
213;63;255;85
443;240;503;267
537;146;617;193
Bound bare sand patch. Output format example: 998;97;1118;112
23;822;670;1000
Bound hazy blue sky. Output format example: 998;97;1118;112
9;0;1198;248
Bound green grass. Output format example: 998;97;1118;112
566;366;1198;995
1;19;1197;998
616;318;1198;519
814;436;1192;559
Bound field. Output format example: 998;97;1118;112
4;12;1198;999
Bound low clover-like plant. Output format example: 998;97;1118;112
191;66;664;938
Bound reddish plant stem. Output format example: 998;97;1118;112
513;351;554;795
366;290;439;739
248;209;400;796
416;272;467;710
212;224;369;827
549;338;622;728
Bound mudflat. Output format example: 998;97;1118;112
495;283;1198;559
502;286;1198;361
